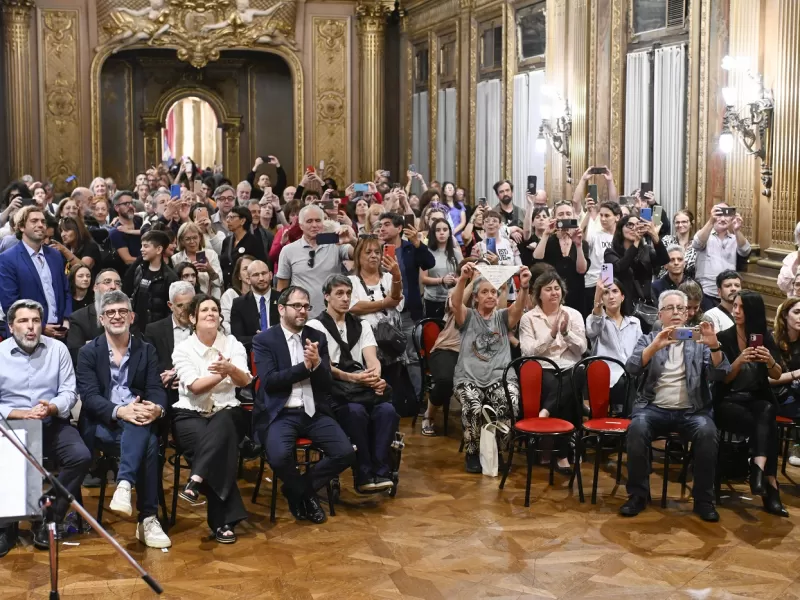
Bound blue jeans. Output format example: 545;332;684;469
334;402;399;485
95;421;160;521
626;404;718;505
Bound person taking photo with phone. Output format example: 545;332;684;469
421;219;463;319
582;201;621;317
572;166;619;238
715;291;786;516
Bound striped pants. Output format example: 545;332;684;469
455;381;520;455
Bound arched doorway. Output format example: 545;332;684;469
163;96;221;170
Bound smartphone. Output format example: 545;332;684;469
306;165;315;173
410;164;417;174
20;198;35;207
556;219;579;229
600;263;614;286
589;167;606;175
478;197;487;207
319;160;325;171
640;182;652;196
588;184;598;204
671;328;699;341
193;180;203;194
170;184;181;199
720;207;736;217
618;196;633;206
749;333;764;348
320;200;335;210
640;207;652;221
353;183;369;193
383;244;396;258
527;175;537;194
65;175;77;183
317;232;340;245
653;205;663;227
486;237;497;254
404;214;416;228
196;251;207;264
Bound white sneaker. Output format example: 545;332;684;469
109;481;132;517
136;516;171;549
789;455;800;467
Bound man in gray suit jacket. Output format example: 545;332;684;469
620;289;731;522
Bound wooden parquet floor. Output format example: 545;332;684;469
3;418;800;599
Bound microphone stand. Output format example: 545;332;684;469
0;425;163;598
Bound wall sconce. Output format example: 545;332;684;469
718;55;774;196
536;86;573;183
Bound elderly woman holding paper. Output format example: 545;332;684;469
451;261;531;474
519;270;587;473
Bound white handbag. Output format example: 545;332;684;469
479;405;510;477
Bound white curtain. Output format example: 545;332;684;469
436;88;457;184
411;91;429;194
653;44;687;220
512;70;546;211
475;79;502;203
624;51;651;195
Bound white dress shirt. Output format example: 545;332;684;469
281;325;315;415
172;332;250;413
172;316;191;347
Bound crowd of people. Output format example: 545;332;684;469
0;158;795;556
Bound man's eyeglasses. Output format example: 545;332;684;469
103;308;130;318
225;213;242;221
659;305;687;314
308;249;316;268
284;303;312;312
115;201;133;208
218;195;236;202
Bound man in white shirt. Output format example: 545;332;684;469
252;286;355;525
308;275;398;494
692;202;750;309
702;270;740;333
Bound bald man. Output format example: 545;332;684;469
71;187;93;217
230;260;279;351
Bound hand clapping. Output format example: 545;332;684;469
303;340;320;371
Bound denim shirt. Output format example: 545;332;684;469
626;332;731;413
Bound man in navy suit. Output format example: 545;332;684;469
0;206;71;338
76;290;171;548
252;285;355;524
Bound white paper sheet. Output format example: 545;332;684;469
0;429;27;519
474;264;521;291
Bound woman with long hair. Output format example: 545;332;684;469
172;222;223;298
69;263;94;311
586;277;641;413
421;219;463;319
518;206;551;265
583;201;622;317
219;206;266;287
441;182;467;245
418;188;442;214
174;261;202;294
659;209;697;279
89;176;113;218
716;291;787;516
350;198;370;235
220;254;255;335
172;294;252;543
604;214;669;317
56;197;80;220
52;215;103;277
679;279;705;326
771;297;800;420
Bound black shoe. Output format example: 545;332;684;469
693;502;720;522
82;474;102;488
0;525;17;558
281;485;306;521
32;522;51;550
304;496;327;524
178;479;204;505
749;461;765;495
238;438;262;461
619;495;647;517
762;482;789;517
372;476;394;492
465;453;482;474
354;478;377;495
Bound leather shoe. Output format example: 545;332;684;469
33;522;51;550
304;496;327;525
619;495;647;517
749;461;765;495
763;482;789;517
693;502;720;522
281;485;306;521
0;525;17;558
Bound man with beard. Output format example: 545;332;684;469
231;260;279;352
703;270;740;333
0;300;91;556
211;185;237;234
108;191;144;268
252;286;355;525
76;290;170;548
66;268;123;365
492;180;523;228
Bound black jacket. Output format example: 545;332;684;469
220;232;267;287
143;315;181;406
604;240;669;314
123;260;179;330
67;304;103;366
230;290;280;352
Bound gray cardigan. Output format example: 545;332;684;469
626;332;731;414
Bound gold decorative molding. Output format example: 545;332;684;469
468;11;477;196
40;10;82;193
2;0;34;178
404;36;413;170
96;0;297;69
568;0;588;185
501;2;514;178
407;0;459;34
609;0;625;188
696;0;711;220
312;17;349;187
427;30;438;181
588;0;597;166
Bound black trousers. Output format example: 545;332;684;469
260;410;356;501
45;418;92;520
715;398;779;477
333;402;399;485
424;300;446;320
173;408;248;530
428;349;458;407
541;367;579;459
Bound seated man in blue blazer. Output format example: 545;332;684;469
252;285;355;524
0;206;71;338
76;290;171;549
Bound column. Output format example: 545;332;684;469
2;0;34;179
356;1;388;181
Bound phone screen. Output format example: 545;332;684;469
640;182;652;196
588;184;598;203
653;206;663;227
353;183;369;193
527;176;537;194
317;233;339;245
671;328;696;341
196;251;206;264
319;200;335;210
486;237;497;254
640;207;652;222
478;197;487;207
170;184;181;199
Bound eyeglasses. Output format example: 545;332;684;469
182;236;200;243
219;195;236;202
115;201;133;207
624;222;639;229
307;249;316;268
284;303;312;312
98;278;121;286
659;305;687;314
103;308;130;318
225;213;242;221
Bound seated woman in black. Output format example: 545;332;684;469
603;214;669;322
771;297;800;419
716;290;787;517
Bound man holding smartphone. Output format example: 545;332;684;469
692;202;750;310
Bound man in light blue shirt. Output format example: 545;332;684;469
0;299;91;556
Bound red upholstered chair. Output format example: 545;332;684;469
572;356;632;504
411;318;447;433
499;356;584;507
